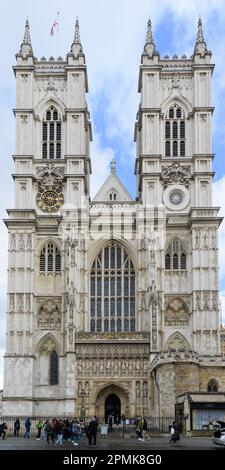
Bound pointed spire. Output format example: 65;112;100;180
110;158;116;175
74;17;81;44
70;17;83;56
194;17;210;56
196;17;204;43
19;18;33;55
23;18;31;44
146;18;154;45
143;17;158;57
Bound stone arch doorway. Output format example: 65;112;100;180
95;384;129;422
105;394;121;423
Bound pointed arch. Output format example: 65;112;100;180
35;95;65;118
164;332;191;351
34;332;60;355
207;378;219;393
89;241;136;333
161;94;192;116
165;238;187;271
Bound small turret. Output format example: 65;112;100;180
70;18;83;57
194;17;211;57
143;18;158;57
20;18;33;56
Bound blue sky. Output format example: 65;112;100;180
0;0;225;387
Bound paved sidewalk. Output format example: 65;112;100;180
0;435;221;450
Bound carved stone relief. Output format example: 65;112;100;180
37;299;61;328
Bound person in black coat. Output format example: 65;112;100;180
14;419;20;437
88;417;98;447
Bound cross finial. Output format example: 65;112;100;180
110;158;116;175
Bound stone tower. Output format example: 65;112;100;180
3;19;92;416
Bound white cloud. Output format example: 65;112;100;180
90;131;115;197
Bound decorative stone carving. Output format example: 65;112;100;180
164;298;189;326
194;230;200;249
40;338;56;353
26;234;32;251
10;234;16;251
161;162;191;188
35;163;64;186
17;295;23;313
165;332;190;351
203;292;210;310
18;234;25;251
38;299;61;328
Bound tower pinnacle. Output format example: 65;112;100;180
143;18;158;57
19;18;33;55
146;18;154;45
194;17;210;56
70;17;83;56
74;17;81;44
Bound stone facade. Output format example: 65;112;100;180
2;18;225;420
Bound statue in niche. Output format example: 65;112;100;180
143;381;148;397
140;233;147;251
195;231;200;249
146;280;158;309
136;382;141;396
203;231;209;249
211;231;216;249
196;293;201;310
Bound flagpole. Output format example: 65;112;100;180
56;11;59;58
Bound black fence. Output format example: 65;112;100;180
0;416;175;436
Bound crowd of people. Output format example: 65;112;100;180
0;416;181;445
0;416;99;447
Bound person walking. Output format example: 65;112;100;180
88;417;98;447
55;420;64;447
14;419;20;437
108;414;113;432
142;417;150;441
169;421;180;443
0;423;8;440
24;417;31;439
36;418;43;440
136;416;144;441
44;420;54;445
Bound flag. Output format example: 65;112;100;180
50;13;59;36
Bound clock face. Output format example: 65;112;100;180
36;186;64;212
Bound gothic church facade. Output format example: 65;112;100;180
2;18;225;425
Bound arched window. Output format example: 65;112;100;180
90;242;135;332
165;239;187;271
164;105;186;157
207;379;218;393
109;190;117;201
50;350;58;385
40;242;61;275
42;106;61;159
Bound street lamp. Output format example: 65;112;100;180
80;388;86;424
